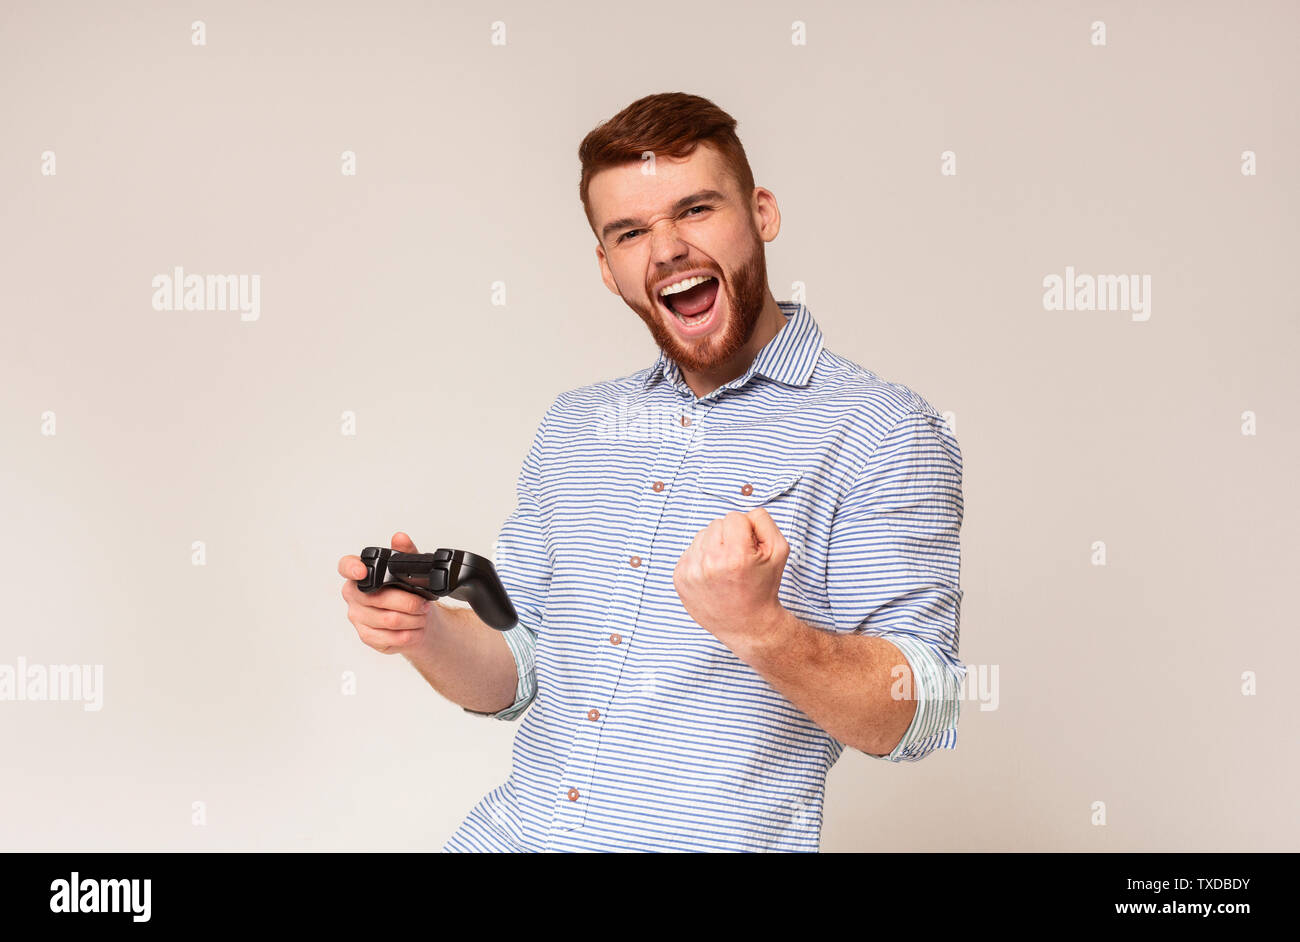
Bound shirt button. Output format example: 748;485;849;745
680;414;691;427
629;555;642;568
587;708;600;721
609;633;622;645
740;483;754;496
652;480;664;492
567;787;580;802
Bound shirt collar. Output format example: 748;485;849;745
640;301;824;394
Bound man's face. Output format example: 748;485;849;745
591;142;771;375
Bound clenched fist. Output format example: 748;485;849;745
673;508;791;651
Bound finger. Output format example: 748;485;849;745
356;622;423;651
392;531;419;554
746;508;785;555
721;511;758;551
702;518;724;547
368;587;433;615
355;604;429;632
338;555;368;580
342;577;433;614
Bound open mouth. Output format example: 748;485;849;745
658;275;720;332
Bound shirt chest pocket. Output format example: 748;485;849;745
691;460;807;548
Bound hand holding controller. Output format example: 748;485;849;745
356;546;518;631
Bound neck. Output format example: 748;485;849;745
680;292;784;399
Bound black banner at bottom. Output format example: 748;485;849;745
0;851;1284;929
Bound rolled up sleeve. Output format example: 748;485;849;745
462;403;554;722
824;408;967;761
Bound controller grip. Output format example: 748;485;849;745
451;553;519;631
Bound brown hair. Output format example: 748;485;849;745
577;92;756;240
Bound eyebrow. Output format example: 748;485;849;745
600;189;728;243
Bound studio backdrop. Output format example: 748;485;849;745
1;0;1296;851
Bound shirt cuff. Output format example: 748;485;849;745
461;620;538;722
862;634;964;762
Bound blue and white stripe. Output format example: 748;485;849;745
443;301;966;852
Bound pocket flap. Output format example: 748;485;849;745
699;463;803;506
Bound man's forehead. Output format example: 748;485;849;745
590;145;726;224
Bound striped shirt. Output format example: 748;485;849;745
442;301;966;852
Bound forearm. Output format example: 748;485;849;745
403;603;518;714
730;607;917;756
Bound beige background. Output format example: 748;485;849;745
1;0;1296;851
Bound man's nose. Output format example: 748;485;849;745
648;221;690;266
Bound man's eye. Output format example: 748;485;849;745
617;206;709;244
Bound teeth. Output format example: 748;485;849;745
659;274;715;296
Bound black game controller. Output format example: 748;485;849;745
356;547;518;631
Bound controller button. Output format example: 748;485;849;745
567;788;580;802
740;483;754;496
651;480;665;492
629;555;642;568
587;708;600;721
609;633;622;645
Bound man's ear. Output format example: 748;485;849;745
752;186;781;243
595;243;621;296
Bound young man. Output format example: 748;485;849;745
339;92;967;852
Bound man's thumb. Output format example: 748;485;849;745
392;531;419;553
